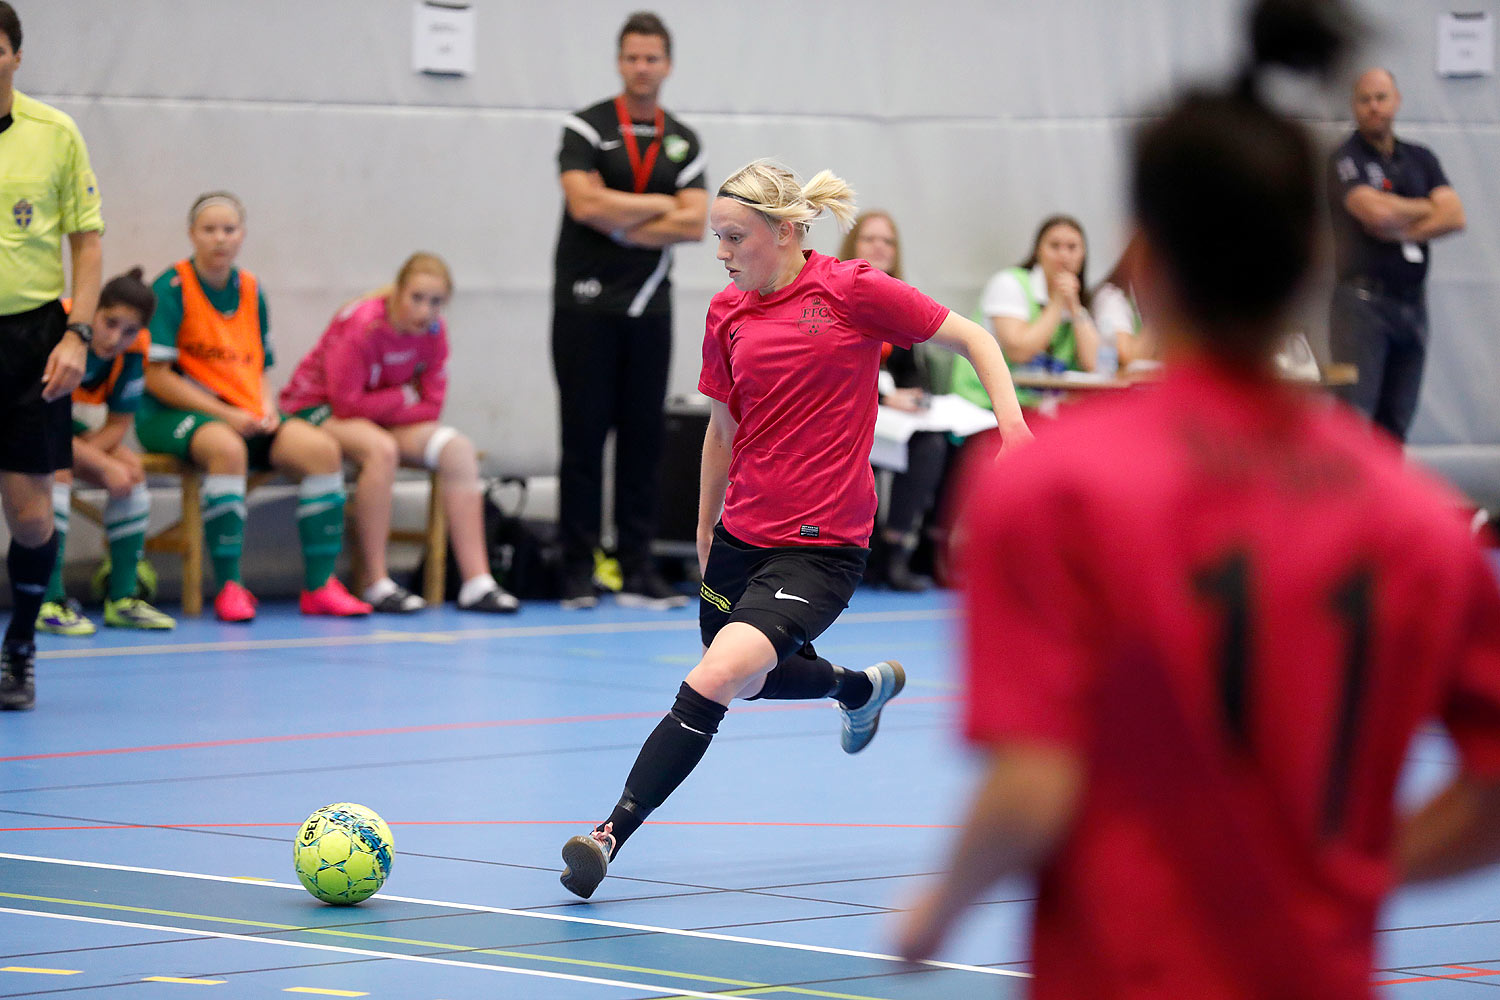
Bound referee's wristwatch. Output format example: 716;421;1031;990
65;321;94;345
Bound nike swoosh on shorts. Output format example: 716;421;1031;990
773;588;810;604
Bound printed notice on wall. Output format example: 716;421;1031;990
1437;11;1493;77
413;2;475;76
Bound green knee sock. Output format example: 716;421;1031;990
43;482;70;603
105;484;151;601
297;473;346;590
202;473;247;585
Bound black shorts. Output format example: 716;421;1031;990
0;301;72;474
698;521;868;665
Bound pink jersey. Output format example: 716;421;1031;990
279;295;449;426
699;251;947;547
961;360;1500;999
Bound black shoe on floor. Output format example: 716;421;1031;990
368;583;426;613
459;586;520;613
1;641;37;711
616;570;688;610
886;549;933;592
560;569;599;610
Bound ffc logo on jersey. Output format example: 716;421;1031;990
12;198;33;229
798;296;831;336
663;134;689;163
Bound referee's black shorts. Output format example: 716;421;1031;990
0;301;73;474
698;521;868;665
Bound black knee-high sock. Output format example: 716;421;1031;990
751;654;872;709
6;535;58;647
602;682;727;857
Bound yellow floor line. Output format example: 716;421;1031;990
142;976;227;984
283;989;368;997
0;892;894;1000
2;966;82;975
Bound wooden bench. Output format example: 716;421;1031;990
72;454;447;616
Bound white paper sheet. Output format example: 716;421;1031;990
871;394;998;471
1438;11;1494;77
413;2;476;76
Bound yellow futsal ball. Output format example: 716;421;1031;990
292;802;394;905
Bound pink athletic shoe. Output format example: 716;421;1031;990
214;580;258;623
300;577;372;617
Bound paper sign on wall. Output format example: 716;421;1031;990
1437;11;1493;77
413;2;475;76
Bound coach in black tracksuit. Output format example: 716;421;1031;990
1327;67;1465;442
551;11;706;610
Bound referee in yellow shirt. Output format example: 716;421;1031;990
0;1;104;711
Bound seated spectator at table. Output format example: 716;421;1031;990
37;269;175;635
951;214;1105;413
839;211;951;591
138;191;370;622
1092;237;1158;372
279;253;518;614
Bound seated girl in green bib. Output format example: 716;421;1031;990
951;214;1108;413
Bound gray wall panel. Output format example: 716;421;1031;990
11;0;1498;497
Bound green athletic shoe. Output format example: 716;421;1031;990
91;558;159;602
103;597;177;631
36;598;97;636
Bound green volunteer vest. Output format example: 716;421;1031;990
952;267;1078;409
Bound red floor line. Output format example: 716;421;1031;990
1372;965;1500;985
0;696;956;763
0;819;960;832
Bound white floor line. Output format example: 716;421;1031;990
0;852;1025;979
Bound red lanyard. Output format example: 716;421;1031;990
614;96;664;194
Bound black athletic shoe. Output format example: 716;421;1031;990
458;585;520;613
560;823;616;899
560;569;599;610
885;552;933;593
368;584;426;614
616;571;688;610
1;641;37;711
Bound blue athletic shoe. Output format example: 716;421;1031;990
840;659;906;754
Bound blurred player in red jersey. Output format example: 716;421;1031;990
896;1;1500;996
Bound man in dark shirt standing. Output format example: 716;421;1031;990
1327;67;1465;442
551;11;707;610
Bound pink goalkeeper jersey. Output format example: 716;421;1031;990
698;251;948;547
279;295;449;426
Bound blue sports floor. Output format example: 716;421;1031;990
2;585;1499;998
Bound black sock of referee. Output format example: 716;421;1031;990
5;535;59;648
750;654;873;709
600;682;727;858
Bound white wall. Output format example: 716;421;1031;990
16;1;1500;491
